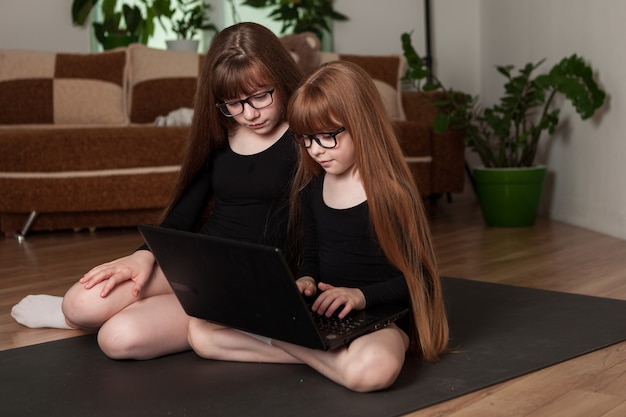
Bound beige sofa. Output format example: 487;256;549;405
0;43;464;237
0;45;202;237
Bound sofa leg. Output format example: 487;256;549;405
15;211;38;243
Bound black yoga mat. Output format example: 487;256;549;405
4;277;626;417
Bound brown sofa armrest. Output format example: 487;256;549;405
401;90;447;124
393;121;433;195
431;128;465;194
401;91;465;194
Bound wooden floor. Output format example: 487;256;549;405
2;189;626;416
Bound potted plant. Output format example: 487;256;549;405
401;33;607;226
165;0;218;52
241;0;347;50
71;0;172;50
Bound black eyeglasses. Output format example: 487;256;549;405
294;127;346;149
216;88;275;117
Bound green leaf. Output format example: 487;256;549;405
71;0;99;25
242;0;347;40
549;54;606;120
433;113;451;134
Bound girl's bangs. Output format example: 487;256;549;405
290;91;337;135
213;61;273;101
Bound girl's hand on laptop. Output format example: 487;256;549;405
312;283;366;319
296;276;317;297
79;250;155;298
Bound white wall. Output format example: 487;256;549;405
332;0;480;95
480;0;626;239
1;0;625;240
0;0;90;52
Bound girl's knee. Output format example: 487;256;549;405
61;285;105;329
343;346;405;392
97;319;145;360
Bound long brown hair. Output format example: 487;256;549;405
161;22;303;224
288;61;448;361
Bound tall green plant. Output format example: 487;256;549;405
72;0;173;46
94;0;143;44
241;0;347;43
168;0;217;39
401;32;606;168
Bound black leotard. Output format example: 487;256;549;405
149;130;297;255
298;177;409;308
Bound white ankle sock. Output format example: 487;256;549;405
11;295;72;329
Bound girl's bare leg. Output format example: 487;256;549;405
62;266;190;360
13;251;160;331
97;294;191;360
272;325;409;392
187;318;301;364
189;318;408;392
61;265;173;330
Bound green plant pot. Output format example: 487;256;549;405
101;35;140;50
473;166;547;227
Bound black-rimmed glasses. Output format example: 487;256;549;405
216;88;275;117
294;127;346;149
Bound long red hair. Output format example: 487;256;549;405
288;61;448;361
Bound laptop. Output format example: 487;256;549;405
138;224;408;350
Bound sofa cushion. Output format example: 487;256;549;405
280;32;321;73
128;44;203;124
0;49;127;125
372;79;405;121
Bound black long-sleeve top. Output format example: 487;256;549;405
142;130;297;255
297;177;410;308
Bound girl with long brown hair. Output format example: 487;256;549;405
12;22;303;360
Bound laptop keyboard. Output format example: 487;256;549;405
313;313;373;335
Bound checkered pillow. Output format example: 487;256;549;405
0;49;128;126
127;44;202;124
